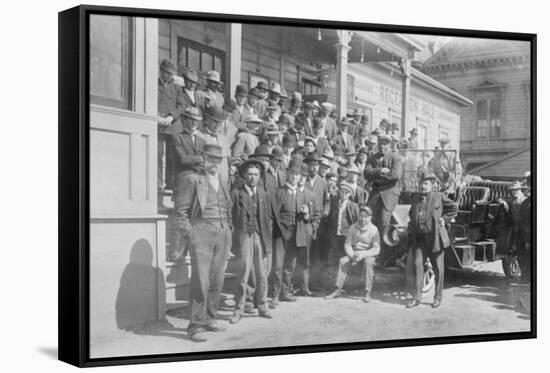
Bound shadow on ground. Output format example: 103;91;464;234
37;347;58;360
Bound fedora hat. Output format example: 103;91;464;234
358;146;370;155
249;144;273;159
256;81;268;91
280;88;288;99
200;144;224;159
269;82;282;95
160;59;177;75
206;70;223;84
304;152;321;163
238;158;265;178
248;87;262;98
183;68;199;83
286;159;303;173
340;117;350;126
244;114;263;123
181;106;203;121
235;84;248;96
204;105;225;122
271;146;285;161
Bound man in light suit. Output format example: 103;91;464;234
407;173;457;309
196;70;224;110
199;105;231;188
174;144;233;342
364;134;403;267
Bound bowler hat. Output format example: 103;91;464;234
266;124;281;135
300;162;310;176
200;144;224;159
238;159;265;178
256;81;268;91
304;152;321;163
235;84;248;96
183;68;199;83
287;159;303;173
248;87;262;98
160;59;177;75
206;70;223;84
181;106;203;121
249;144;273;160
340;117;350;126
223;98;237;113
204;105;225;122
271;146;285;161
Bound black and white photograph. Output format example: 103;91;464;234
58;4;535;366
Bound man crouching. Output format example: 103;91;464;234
325;204;380;303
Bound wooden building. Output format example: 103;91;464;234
422;38;531;175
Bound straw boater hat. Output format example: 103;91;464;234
160;59;177;75
312;100;321;110
269;82;282;95
244;114;263;124
181;106;203;121
206;70;223;84
183;68;199;83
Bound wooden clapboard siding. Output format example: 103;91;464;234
469;147;530;178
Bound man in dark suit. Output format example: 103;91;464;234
407;173;457;309
230;159;278;323
275;160;315;303
171;107;206;181
332;117;355;154
158;59;185;190
181;68;200;117
173;144;233;342
364;134;403;266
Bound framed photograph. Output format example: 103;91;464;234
59;4;536;367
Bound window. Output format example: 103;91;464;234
417;122;428;148
302;78;321;96
177;37;225;85
90;15;133;109
473;82;504;139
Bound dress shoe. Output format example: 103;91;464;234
280;294;297;302
432;299;441;308
204;323;227;332
324;289;341;300
258;308;273;319
244;302;256;314
229;312;242;324
406;299;421;308
189;331;208;342
298;288;313;297
362;293;371;303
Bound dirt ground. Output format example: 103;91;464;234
90;261;531;359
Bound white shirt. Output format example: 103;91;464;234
184;88;196;104
286;183;297;195
337;198;349;236
207;173;219;192
244;184;257;197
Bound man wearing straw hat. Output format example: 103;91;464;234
231;114;263;158
196;70;225;110
174;144;233;342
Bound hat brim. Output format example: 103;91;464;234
207;77;223;84
238;159;265;177
183;74;198;83
204;112;224;122
160;66;177;75
181;112;203;121
201;151;224;159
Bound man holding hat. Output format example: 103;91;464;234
230;157;279;323
364;133;403;267
231;114;262;158
274;159;315;303
325;204;380;303
200;105;231;188
174;144;233;342
407;173;457;309
196;70;225;110
158;59;185;189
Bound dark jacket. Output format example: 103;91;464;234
276;185;314;247
171;128;206;177
326;196;359;236
231;185;278;256
158;78;184;135
364;149;403;212
408;191;458;253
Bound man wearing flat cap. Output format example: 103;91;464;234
364;133;403;267
174;144;233;342
407;173;457;309
230;158;280;323
196;70;225;111
158;59;185;190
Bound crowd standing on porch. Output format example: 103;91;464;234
156;59;532;342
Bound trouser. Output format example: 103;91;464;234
281;231;309;296
335;255;376;293
368;193;393;263
187;221;231;335
158;133;175;190
235;232;269;313
413;233;445;302
270;235;285;300
517;245;531;283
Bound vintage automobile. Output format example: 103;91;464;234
382;148;520;293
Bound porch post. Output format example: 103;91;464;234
225;23;242;99
335;30;352;118
400;57;411;137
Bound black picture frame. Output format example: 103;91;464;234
59;4;537;368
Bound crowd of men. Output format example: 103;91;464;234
156;59;532;342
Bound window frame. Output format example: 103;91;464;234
89;15;134;110
472;82;505;140
176;36;225;86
